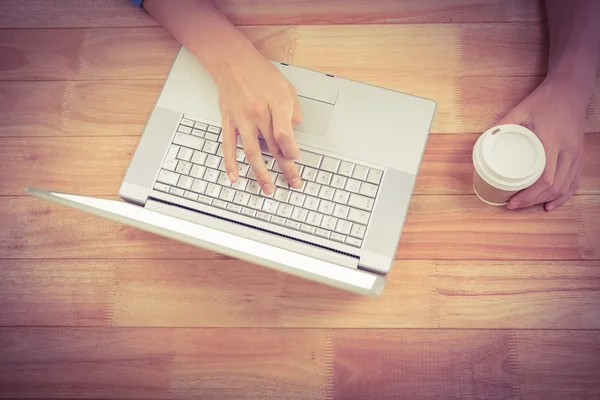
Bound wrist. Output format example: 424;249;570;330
545;66;596;108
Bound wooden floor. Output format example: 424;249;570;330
1;0;599;398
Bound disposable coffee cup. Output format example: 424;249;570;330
472;124;546;206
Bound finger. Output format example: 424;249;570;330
221;118;239;182
527;150;572;205
507;148;558;209
545;167;581;211
238;122;274;194
292;94;303;127
270;100;300;160
257;118;302;190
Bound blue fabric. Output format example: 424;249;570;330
129;0;144;7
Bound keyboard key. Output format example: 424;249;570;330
339;161;355;177
219;187;236;202
256;211;271;221
272;161;283;173
205;182;221;198
183;191;198;201
260;188;274;198
203;140;219;154
226;203;242;213
359;182;378;198
333;204;350;219
345;236;362;247
232;177;248;191
195;120;208;129
191;179;208;194
306;211;323;227
290;179;306;193
289;192;306;207
305;182;320;196
191;128;205;137
218;172;232;187
216;144;224;157
315;228;331;238
345;178;361;193
190;165;206;179
169;187;184;197
331;175;347;189
318;185;335;201
241;207;256;217
175;161;192;175
285;220;301;230
191;151;207;165
166;144;180;160
348;208;370;225
335;219;352;235
304;196;320;211
248;195;264;210
233;191;250;206
330;232;346;243
262;199;279;214
276;203;293;218
296;150;322;168
197;195;213;205
321;215;337;230
154;182;171;193
177;175;194;190
273;187;290;203
173;132;205;151
262;154;275;169
213;199;228;209
275;174;290;188
318;200;334;215
321;157;340;173
157;170;180;185
271;216;286;225
162;159;178;172
218;158;227;172
205;132;219;142
367;169;383;184
238;163;250;177
205;155;220;169
208;125;221;134
301;167;317;182
300;224;316;234
230;148;244;162
350;224;366;239
246;180;261;194
203;169;219;183
316;171;332;185
291;207;308;222
333;189;350;204
348;193;374;211
352;165;369;181
181;118;195;127
178;125;192;134
177;147;193;161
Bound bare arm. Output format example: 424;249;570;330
142;0;303;194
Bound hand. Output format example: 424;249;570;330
216;50;303;194
497;78;588;211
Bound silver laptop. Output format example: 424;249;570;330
27;46;436;296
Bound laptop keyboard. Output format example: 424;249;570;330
153;115;383;249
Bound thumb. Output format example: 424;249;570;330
495;105;531;127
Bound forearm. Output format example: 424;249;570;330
545;0;600;101
143;0;259;85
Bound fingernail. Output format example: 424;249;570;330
227;171;238;182
546;204;556;212
291;178;302;188
264;184;274;194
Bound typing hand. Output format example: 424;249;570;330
498;78;587;211
216;50;303;195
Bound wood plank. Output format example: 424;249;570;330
2;134;599;197
516;331;600;400
334;329;520;399
0;327;330;399
397;195;597;261
1;196;597;261
437;261;600;329
0;260;116;326
0;0;545;29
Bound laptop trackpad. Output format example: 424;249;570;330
294;96;334;136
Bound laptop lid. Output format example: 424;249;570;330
25;187;385;296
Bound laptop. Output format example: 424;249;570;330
27;46;436;296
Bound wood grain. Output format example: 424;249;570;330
1;196;598;261
0;0;546;29
2;135;599;197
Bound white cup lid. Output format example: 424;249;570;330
474;124;546;191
